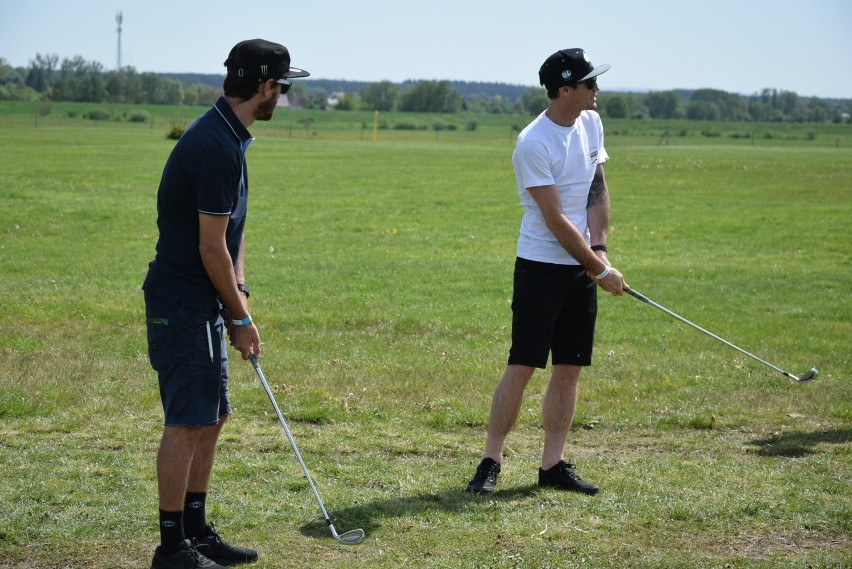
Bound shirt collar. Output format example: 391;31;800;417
213;96;253;146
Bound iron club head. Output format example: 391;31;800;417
331;526;365;545
794;368;819;383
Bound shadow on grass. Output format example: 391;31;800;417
746;428;852;457
298;484;540;539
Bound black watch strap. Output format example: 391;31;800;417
237;283;250;298
591;244;608;252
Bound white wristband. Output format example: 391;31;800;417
594;266;612;281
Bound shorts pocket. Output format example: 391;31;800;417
146;319;173;373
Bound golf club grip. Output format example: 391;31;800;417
624;288;651;304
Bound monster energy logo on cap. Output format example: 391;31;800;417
226;39;311;81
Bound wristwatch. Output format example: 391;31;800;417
237;283;250;298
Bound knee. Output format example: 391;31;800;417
552;365;582;383
505;364;536;383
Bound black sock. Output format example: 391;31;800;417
158;509;185;554
183;492;208;540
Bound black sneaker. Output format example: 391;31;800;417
197;523;258;566
466;457;501;494
150;539;227;569
538;461;599;495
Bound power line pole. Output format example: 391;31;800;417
116;11;123;70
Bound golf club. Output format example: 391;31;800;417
625;288;818;383
248;353;365;545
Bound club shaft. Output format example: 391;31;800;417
249;355;332;523
625;288;797;380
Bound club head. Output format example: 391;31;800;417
794;368;819;383
333;527;365;545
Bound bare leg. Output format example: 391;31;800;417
483;364;535;462
157;418;225;511
541;364;580;470
187;416;226;493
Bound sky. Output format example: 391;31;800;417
1;0;851;99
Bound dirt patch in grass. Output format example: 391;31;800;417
701;528;847;561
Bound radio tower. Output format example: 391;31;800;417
115;11;123;69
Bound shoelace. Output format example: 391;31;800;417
556;462;579;479
205;523;224;545
480;462;500;478
185;539;204;561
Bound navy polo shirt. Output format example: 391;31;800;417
143;97;254;308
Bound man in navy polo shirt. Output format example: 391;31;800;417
144;39;309;569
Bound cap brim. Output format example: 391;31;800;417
579;63;611;81
284;66;310;78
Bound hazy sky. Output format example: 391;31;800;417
2;0;850;99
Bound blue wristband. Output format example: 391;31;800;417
231;315;252;326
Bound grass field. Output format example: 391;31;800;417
0;101;850;568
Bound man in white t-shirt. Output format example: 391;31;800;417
467;48;628;495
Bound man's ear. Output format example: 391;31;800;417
258;79;276;97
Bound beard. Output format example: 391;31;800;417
254;90;279;121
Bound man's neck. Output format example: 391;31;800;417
544;102;581;128
224;96;257;129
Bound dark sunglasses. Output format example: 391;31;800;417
276;78;292;94
580;77;597;89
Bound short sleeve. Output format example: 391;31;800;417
513;139;554;189
196;145;242;215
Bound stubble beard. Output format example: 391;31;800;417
255;91;279;121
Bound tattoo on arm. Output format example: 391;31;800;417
588;166;610;207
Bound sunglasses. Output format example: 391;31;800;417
276;78;292;94
580;77;598;89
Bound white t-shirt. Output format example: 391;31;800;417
512;110;608;265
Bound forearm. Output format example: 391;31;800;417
588;204;610;248
234;235;246;284
545;216;606;274
200;243;249;319
587;164;610;247
531;183;606;274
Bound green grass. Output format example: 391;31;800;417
0;102;850;568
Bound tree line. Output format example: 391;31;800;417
1;54;849;124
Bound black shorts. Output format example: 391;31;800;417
145;292;231;427
508;257;598;369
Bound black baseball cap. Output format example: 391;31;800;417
225;39;310;86
539;48;610;91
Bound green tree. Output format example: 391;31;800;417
60;56;103;79
162;78;183;105
604;95;629;118
25;53;59;92
0;58;22;85
360;80;398;111
398;81;462;113
335;92;360;111
759;88;799;118
685;100;719;120
105;73;125;103
51;78;77;101
806;97;832;122
82;75;107;102
747;98;770;121
645;91;680;119
690;89;748;120
519;87;549;116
